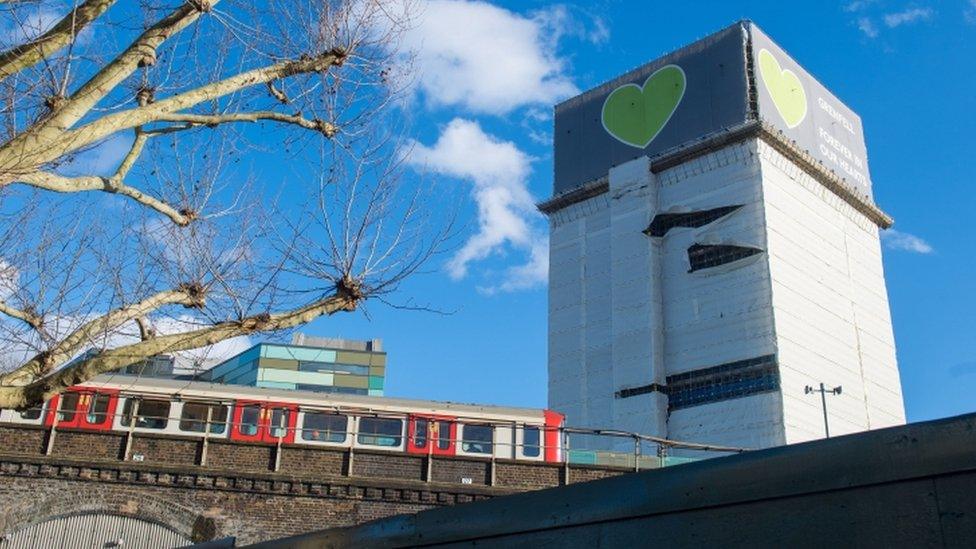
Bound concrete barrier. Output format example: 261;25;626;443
247;413;976;548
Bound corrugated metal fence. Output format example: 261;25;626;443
0;513;189;548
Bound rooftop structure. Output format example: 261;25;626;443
199;334;386;396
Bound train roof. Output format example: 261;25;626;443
86;373;552;421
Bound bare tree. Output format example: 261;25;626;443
0;0;447;408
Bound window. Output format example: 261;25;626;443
461;424;493;454
301;412;347;443
20;403;45;421
357;417;402;447
522;426;541;457
120;399;171;429
413;419;427;448
436;421;452;450
298;362;368;376
179;403;228;434
666;355;780;410
238;405;260;436
686;244;762;273
86;394;111;425
269;408;291;439
57;393;79;422
645;205;743;237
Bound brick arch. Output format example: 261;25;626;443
0;487;227;543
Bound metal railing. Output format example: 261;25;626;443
3;399;748;471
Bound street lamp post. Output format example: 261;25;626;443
805;383;842;438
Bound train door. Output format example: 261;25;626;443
406;414;456;456
230;400;298;444
45;388;118;431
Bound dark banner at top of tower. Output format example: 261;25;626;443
553;21;873;200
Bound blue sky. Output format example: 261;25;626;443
276;1;974;422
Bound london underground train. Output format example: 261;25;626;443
0;375;566;463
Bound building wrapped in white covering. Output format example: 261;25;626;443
542;21;905;451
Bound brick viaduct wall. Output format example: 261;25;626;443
0;425;628;545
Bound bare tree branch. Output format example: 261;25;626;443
15;170;194;225
0;285;208;386
0;280;361;408
0;0;115;82
0;300;43;332
154;111;338;137
0;48;345;180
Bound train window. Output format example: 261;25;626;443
523;426;541;457
239;405;260;436
57;393;79;422
20;403;45;420
436;421;452;450
357;417;402;447
461;424;493;454
269;408;291;439
179;403;228;434
121;399;171;429
86;394;111;424
301;412;347;443
413;419;427;448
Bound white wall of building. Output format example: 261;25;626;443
759;142;905;444
657;142;784;448
548;139;904;451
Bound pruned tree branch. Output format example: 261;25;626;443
0;285;208;387
0;300;43;332
15;170;195;226
0;279;361;408
154;111;338;137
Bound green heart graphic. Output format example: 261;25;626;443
758;48;807;129
601;65;686;149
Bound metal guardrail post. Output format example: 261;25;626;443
123;399;139;461
562;428;570;485
44;422;57;456
199;406;212;467
634;435;641;472
425;435;433;483
274;438;282;472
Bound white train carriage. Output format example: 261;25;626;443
0;375;565;463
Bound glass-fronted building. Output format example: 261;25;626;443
199;335;385;396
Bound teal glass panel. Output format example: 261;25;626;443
261;344;336;363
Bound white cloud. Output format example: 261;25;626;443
857;17;880;38
883;7;934;27
845;0;873;12
881;229;934;254
406;118;547;292
966;0;976;23
401;0;579;114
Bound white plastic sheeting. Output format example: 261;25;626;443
547;138;905;451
